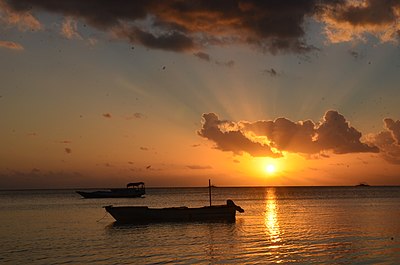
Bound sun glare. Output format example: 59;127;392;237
265;164;276;174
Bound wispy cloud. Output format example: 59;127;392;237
0;0;42;31
263;68;279;77
0;40;24;51
194;51;211;62
186;165;212;170
124;112;145;120
215;60;235;68
64;148;72;154
61;17;82;40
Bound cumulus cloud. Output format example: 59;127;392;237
316;110;378;154
384;118;400;144
198;113;281;157
199;110;378;158
0;40;24;50
367;118;400;164
242;117;319;154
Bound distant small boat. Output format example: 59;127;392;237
355;182;370;187
104;199;244;224
76;182;145;198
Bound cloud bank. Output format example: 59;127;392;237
198;110;379;158
2;0;399;54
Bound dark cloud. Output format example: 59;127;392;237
264;67;278;77
319;0;400;43
329;0;399;26
57;140;71;144
4;1;400;52
193;51;210;61
133;112;144;119
193;51;234;67
123;26;195;52
348;50;359;59
31;168;40;174
216;60;235;68
198;113;281;157
3;0;336;54
125;112;145;120
199;110;378;158
64;148;72;154
102;113;112;118
140;146;149;151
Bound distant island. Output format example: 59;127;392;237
355;182;370;187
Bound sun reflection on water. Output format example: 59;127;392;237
265;188;281;243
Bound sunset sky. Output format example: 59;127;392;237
1;0;400;189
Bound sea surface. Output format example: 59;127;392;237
0;186;399;264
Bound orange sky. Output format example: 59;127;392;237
1;0;400;188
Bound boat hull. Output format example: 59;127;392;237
105;201;243;223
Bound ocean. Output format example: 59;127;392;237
0;186;399;264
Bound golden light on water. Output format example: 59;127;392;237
264;188;281;243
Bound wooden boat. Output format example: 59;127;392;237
76;182;145;198
104;199;244;223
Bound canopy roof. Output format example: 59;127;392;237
127;182;145;187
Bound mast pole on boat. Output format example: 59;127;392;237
209;179;212;206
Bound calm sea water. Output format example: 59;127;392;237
0;186;399;264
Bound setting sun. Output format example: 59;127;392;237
265;164;276;174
